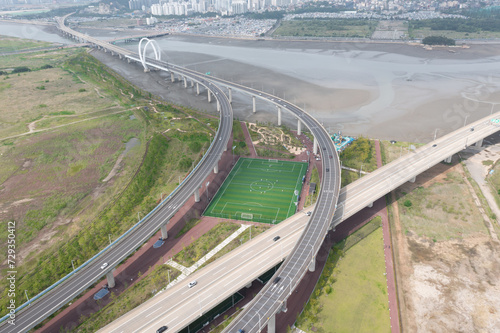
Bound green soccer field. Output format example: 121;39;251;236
204;158;308;224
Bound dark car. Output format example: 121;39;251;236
157;326;168;333
273;236;280;241
432;144;437;147
273;277;281;284
238;330;245;333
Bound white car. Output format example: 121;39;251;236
188;281;197;288
100;263;108;269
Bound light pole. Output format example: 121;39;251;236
359;163;363;177
206;181;210;201
167;269;170;285
433;128;438;141
25;290;30;304
464;114;470;127
108;234;112;245
232;145;236;164
71;260;75;271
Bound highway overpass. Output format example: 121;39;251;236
97;112;500;333
0;14;341;333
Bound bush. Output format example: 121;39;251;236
78;88;86;92
36;85;45;90
422;36;455;46
41;64;53;69
403;199;412;207
188;141;202;153
12;66;31;73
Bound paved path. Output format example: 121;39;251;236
375;140;401;333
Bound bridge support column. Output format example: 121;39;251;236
196;82;200;95
475;139;483;147
268;313;276;333
409;176;416;183
214;162;219;174
444;155;452;163
277;106;282;126
309;257;316;272
297;119;302;136
183;77;187;88
367;202;373;208
118;54;122;60
313;137;318;155
194;188;200;203
161;222;168;239
144;68;150;73
228;88;232;103
191;80;194;88
170;72;175;83
217;100;221;112
127;58;131;63
208;90;212;103
106;271;115;288
252;96;256;113
246;282;252;288
111;51;115;56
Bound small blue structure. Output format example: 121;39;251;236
94;286;110;300
153;238;165;249
331;132;355;152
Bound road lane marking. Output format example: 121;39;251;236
145;307;162;318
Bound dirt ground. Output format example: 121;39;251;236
392;156;500;333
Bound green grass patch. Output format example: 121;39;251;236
173;222;240;267
340;136;377;172
296;218;389;333
176;218;201;238
397;170;488;241
0;35;54;53
204;158;307;223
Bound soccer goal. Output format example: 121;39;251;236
241;212;253;220
268;159;279;163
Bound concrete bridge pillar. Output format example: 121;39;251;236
246;282;252;288
367;202;373;208
194;188;200;203
214;162;219;174
208;90;212;103
309;257;316;272
297;119;302;136
106;271;115;288
277;106;282;126
252;96;256;113
217;100;221;112
444;155;452;163
196;82;200;95
313;137;318;155
409;176;416;183
127;58;131;63
170;72;175;83
144;68;150;73
475;139;483;147
183;77;187;88
160;222;168;240
191;80;194;88
228;88;232;104
268;313;276;333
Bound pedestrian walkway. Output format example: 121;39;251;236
161;224;251;291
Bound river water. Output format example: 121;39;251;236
2;22;500;141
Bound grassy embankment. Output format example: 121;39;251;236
0;35;54;53
339;137;377;187
273;19;377;38
295;216;390;333
0;48;214;317
487;159;500;211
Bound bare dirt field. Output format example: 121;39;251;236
392;159;500;333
